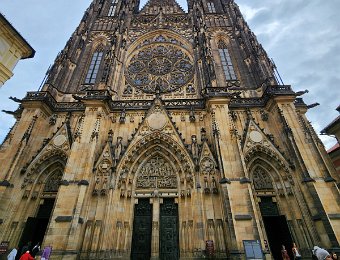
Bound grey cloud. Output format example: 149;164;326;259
238;0;340;149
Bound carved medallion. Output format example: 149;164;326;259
53;135;67;147
249;131;263;143
147;112;167;130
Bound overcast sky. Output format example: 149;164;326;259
0;0;339;149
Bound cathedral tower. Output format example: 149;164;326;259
0;0;339;259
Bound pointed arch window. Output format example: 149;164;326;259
108;0;118;16
218;41;237;80
85;51;104;84
207;2;216;13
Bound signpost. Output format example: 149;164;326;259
0;241;9;255
243;240;264;260
205;240;215;258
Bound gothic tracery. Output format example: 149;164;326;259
136;155;177;189
252;167;273;190
44;171;63;192
126;36;194;93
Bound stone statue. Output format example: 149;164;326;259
191;135;199;165
114;137;123;165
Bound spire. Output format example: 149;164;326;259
140;0;185;14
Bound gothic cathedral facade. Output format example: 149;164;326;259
0;0;339;259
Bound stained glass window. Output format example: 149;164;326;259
218;41;237;80
108;4;117;16
126;42;194;93
207;2;216;13
85;51;103;84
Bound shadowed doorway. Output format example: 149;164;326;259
17;170;62;258
259;196;293;260
17;198;55;259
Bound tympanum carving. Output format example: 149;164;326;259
44;171;63;192
253;167;273;190
136;156;177;189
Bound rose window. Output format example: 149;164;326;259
126;44;194;93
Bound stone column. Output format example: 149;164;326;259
207;98;267;257
151;197;160;260
276;99;340;247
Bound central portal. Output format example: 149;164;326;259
131;198;179;260
160;198;179;260
132;153;180;259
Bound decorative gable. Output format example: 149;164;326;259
92;137;115;196
114;98;196;197
140;0;185;15
20;122;72;191
133;98;183;139
242;119;290;173
30;122;72;168
198;141;219;194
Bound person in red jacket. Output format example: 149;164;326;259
19;251;34;260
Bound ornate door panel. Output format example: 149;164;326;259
131;199;152;260
160;198;179;260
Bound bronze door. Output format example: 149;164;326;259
131;199;153;260
160;198;179;260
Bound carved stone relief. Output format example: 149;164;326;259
253;167;273;190
44;171;63;192
136;155;177;189
200;158;215;175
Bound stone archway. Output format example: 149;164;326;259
114;132;193;260
18;155;66;256
131;151;180;260
248;159;294;260
115;132;195;197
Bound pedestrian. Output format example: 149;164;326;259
7;248;17;260
41;246;52;260
292;243;302;259
331;252;338;260
281;245;290;260
31;242;40;257
19;251;34;260
313;246;332;260
18;241;31;259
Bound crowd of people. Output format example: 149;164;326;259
281;243;338;260
6;241;40;260
5;241;339;259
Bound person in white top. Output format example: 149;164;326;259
313;246;332;260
